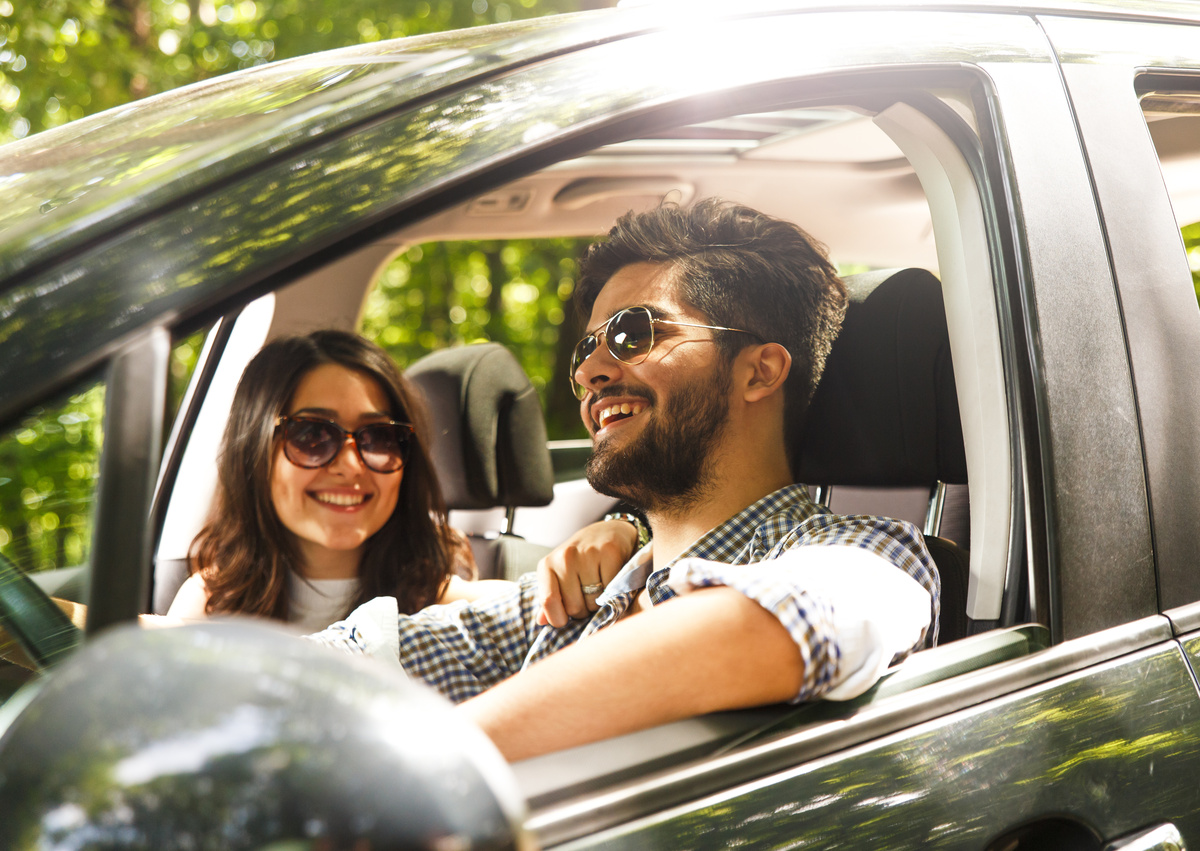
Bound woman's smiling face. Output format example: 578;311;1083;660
270;362;403;577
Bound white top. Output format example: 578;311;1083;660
287;572;360;632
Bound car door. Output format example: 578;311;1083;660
496;8;1200;850
1043;3;1200;767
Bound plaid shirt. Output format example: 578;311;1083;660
307;484;939;704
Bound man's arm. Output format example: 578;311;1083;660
460;542;932;762
458;586;801;761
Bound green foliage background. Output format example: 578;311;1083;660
0;0;606;142
0;0;603;575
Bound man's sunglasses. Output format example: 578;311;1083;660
570;305;762;400
274;416;413;474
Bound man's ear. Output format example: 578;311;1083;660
741;342;791;403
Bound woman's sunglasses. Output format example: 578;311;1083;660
570;305;763;399
274;416;413;474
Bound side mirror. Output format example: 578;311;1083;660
0;620;531;850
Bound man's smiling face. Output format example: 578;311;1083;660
575;262;735;512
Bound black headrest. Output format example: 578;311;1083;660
796;268;967;487
406;343;555;511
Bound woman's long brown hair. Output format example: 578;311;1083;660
189;330;455;619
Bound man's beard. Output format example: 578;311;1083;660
585;363;732;515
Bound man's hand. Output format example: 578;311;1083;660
536;519;640;627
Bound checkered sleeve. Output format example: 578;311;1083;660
665;513;938;703
305;573;544;704
770;513;940;648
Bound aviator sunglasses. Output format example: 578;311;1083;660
274;415;414;474
570;305;763;399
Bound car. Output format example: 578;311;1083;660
4;0;1200;847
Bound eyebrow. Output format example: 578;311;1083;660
594;304;676;327
290;407;393;422
641;304;675;320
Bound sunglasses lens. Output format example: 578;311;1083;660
608;308;653;361
284;419;341;468
356;424;409;473
570;335;597;400
571;336;597;375
570;308;657;400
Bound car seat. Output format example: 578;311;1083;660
797;267;971;643
406;343;556;580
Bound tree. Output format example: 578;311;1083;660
0;0;609;143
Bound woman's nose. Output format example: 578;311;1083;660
326;434;365;473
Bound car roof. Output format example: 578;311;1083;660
6;0;1200;288
624;0;1200;18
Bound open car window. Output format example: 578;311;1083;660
362;91;1012;614
323;86;1028;813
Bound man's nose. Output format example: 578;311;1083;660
574;338;623;396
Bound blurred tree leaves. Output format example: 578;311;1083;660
0;0;605;143
0;378;103;575
362;238;592;441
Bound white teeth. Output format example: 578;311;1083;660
314;492;365;506
597;403;646;429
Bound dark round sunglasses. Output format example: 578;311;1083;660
570;305;763;400
274;416;413;474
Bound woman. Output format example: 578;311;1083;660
0;331;637;669
168;330;508;629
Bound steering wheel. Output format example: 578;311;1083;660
0;551;82;670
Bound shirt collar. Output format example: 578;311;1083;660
597;483;818;600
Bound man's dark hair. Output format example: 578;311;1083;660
575;198;847;465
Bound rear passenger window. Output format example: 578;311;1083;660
1140;92;1200;305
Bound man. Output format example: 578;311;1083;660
310;198;938;762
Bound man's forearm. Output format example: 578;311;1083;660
457;587;803;762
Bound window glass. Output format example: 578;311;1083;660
0;374;103;702
0;327;205;680
0;329;209;581
0;378;105;580
1140;94;1200;305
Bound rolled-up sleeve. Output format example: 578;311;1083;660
665;513;938;703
